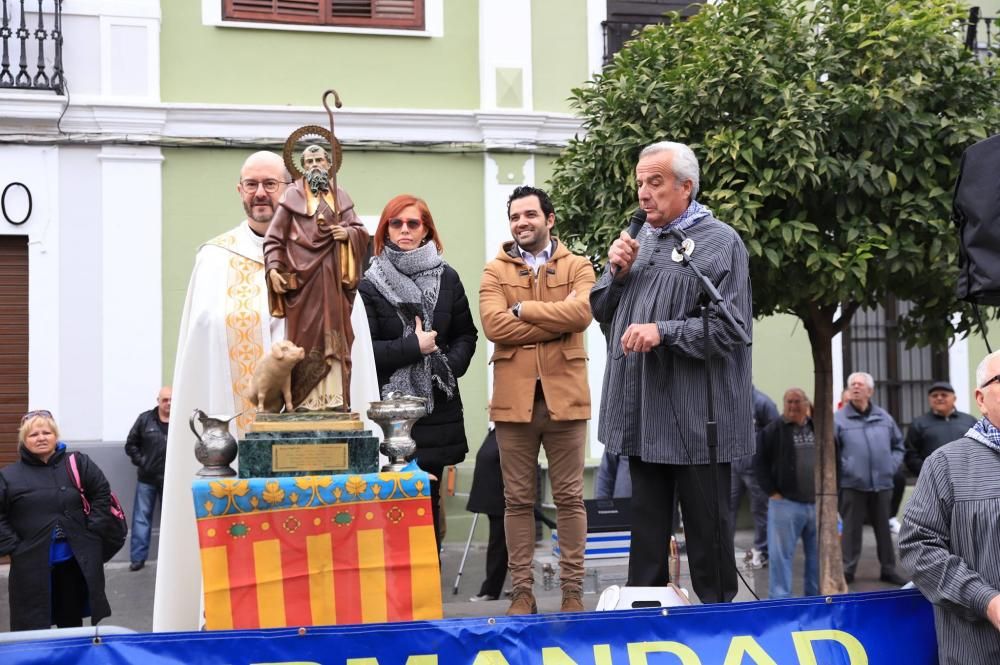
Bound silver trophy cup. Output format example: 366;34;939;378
367;392;427;472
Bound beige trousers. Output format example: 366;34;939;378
496;395;587;592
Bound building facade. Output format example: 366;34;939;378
1;0;996;548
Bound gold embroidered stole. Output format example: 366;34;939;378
206;231;265;436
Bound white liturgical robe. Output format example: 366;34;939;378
152;220;379;631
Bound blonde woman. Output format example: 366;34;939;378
0;411;113;630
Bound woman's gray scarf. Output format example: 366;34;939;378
364;241;455;413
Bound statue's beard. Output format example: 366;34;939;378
305;168;329;195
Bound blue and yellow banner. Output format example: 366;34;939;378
192;464;442;629
0;589;937;664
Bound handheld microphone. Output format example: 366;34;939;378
626;208;647;238
611;209;647;275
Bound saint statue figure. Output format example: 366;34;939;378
263;144;369;410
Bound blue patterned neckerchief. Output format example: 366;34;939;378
643;200;711;237
966;417;1000;454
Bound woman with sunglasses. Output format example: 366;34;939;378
359;194;478;549
0;411;113;630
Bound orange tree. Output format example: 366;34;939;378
550;0;1000;593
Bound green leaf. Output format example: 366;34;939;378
764;248;782;268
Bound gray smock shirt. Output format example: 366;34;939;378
900;432;1000;664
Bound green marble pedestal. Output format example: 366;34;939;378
238;412;379;478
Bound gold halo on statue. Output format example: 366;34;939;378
282;125;343;181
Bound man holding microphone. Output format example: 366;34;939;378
590;141;753;603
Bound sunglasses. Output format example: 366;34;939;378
981;374;1000;389
388;218;422;231
21;409;54;425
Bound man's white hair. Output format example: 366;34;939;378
976;350;1000;388
640;141;701;200
847;371;875;390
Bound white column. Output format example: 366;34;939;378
949;333;971;413
483;155;535;402
831;307;844;410
478;0;533;111
58;147;105;439
587;322;607;457
99;14;161;102
586;0;608;76
98;146;163;440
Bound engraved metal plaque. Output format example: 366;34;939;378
272;443;348;472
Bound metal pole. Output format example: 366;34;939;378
452;512;480;595
702;302;724;603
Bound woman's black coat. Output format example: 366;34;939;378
359;263;478;470
0;445;112;630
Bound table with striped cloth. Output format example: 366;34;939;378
192;463;441;629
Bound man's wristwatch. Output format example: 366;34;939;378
512;302;522;318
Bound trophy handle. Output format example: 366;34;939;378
189;408;206;442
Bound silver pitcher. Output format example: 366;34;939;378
367;392;427;472
190;409;239;477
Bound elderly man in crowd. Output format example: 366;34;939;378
835;371;906;585
904;380;978;479
901;351;1000;664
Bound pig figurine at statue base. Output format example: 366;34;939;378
247;340;306;413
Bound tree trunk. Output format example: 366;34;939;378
805;312;849;595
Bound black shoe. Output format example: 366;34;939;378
880;572;907;586
844;572;854;584
129;561;145;572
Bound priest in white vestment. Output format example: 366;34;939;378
153;152;379;631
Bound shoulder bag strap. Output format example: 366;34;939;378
67;452;91;515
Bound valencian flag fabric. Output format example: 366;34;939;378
192;462;442;629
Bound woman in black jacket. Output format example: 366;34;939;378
0;410;113;630
360;194;478;549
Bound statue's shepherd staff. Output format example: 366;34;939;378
323;88;343;217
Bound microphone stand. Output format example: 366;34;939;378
671;233;751;603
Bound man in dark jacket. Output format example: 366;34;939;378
754;388;817;598
904;381;977;478
125;386;170;571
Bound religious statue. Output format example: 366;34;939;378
264;91;369;411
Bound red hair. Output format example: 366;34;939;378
373;194;444;255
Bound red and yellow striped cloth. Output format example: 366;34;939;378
192;471;442;629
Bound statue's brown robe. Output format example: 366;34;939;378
263;180;368;409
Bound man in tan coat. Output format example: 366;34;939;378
480;185;596;615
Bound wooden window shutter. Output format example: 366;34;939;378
225;0;323;25
0;235;28;467
223;0;423;29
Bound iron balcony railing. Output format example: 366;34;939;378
602;19;664;65
605;6;998;66
0;0;64;93
966;7;999;57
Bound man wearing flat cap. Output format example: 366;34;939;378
904;381;977;478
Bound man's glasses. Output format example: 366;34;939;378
240;179;285;193
388;218;423;231
21;409;53;425
981;374;1000;389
